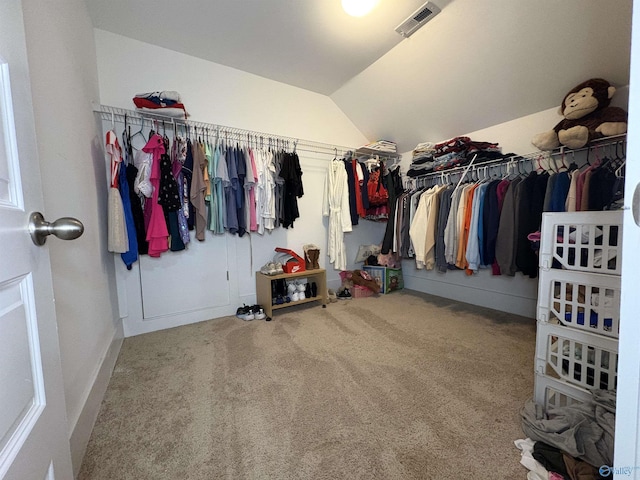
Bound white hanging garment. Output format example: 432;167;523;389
106;130;128;253
322;159;352;271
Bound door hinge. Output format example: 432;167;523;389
226;271;229;281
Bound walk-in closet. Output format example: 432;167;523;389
3;0;640;479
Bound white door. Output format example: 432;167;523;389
0;1;74;479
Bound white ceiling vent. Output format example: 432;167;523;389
395;2;441;38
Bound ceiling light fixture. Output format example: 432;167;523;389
342;0;380;17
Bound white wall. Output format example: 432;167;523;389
400;87;629;318
21;0;122;474
94;30;381;335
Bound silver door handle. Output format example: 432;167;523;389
28;211;84;246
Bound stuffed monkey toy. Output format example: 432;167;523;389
532;78;627;151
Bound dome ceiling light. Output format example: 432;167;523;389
342;0;380;17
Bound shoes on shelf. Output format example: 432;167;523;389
260;262;278;276
236;304;255;321
297;282;306;293
310;282;317;297
305;283;311;298
337;288;352;300
291;292;300;302
274;262;284;274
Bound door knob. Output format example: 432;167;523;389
28;211;84;246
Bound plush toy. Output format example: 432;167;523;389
531;78;627;151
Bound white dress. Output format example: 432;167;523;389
322;160;352;271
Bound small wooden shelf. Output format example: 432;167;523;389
255;268;327;318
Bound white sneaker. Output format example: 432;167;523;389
254;308;266;320
291;292;300;301
260;262;277;275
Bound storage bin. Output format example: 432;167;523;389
362;266;404;294
534;373;592;410
537;268;620;338
353;285;375;298
535;322;618;392
539;211;623;275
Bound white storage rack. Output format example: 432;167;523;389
534;211;623;410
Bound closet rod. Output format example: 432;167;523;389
94;104;400;161
408;135;626;181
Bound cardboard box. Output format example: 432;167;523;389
274;248;306;274
362;266;403;294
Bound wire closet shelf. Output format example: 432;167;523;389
407;134;626;189
95;104;401;162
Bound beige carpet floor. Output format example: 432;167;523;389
78;290;536;480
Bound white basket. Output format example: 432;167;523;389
539;211;623;275
535;322;618;391
537;268;620;338
534;373;592;410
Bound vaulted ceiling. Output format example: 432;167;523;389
85;0;633;151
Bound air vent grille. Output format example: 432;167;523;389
413;7;433;22
395;2;441;38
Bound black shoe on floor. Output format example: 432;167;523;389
337;288;352;300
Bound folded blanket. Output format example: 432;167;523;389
136;106;188;118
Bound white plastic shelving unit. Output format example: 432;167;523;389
534;211;623;409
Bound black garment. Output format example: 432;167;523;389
344;159;358;226
183;140;195;230
514;175;537;277
436;187;453;272
125;163;148;255
400;192;412;259
482;179;501;265
532;442;570;479
158;153;182;211
158;152;184;252
381;167;403;254
235;146;247;237
589;166;618;211
515;172;548;278
280;152;304;228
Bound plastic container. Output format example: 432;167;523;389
534;373;591;410
537;268;620;338
539;211;623;275
535;322;618;392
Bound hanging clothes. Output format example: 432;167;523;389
171;135;190;246
281;151;304;228
158;144;185;252
106;130;128;253
143;133;169;257
380;166;403;254
190;140;207;240
323;159;352;271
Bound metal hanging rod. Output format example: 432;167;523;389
94;104;400;161
408;135;626;182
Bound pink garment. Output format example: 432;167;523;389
143;134;169;257
549;473;564;480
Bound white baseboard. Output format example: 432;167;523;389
69;325;123;477
404;273;537;318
